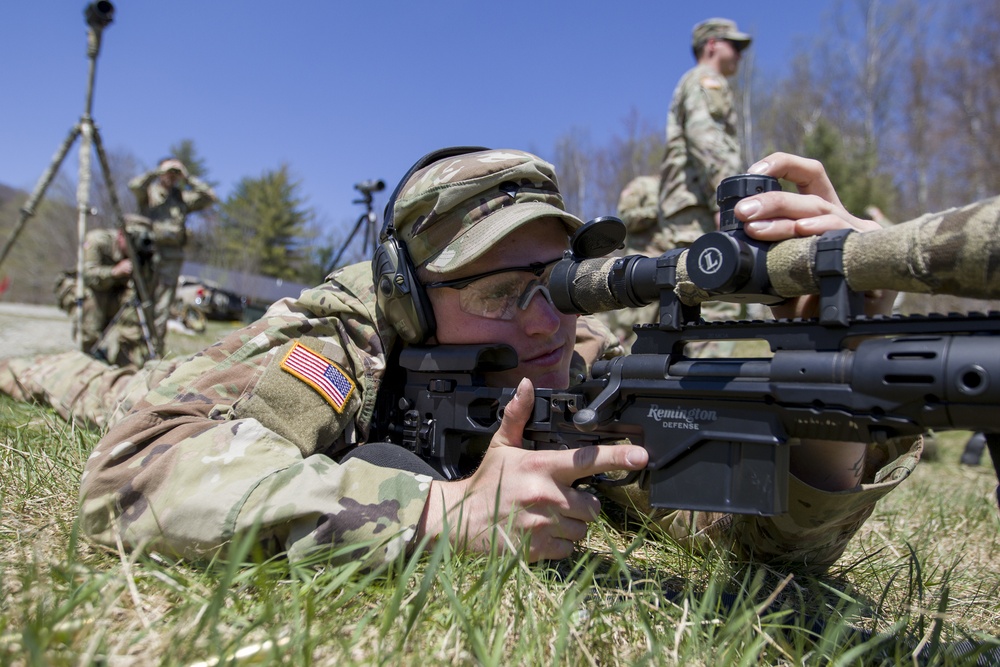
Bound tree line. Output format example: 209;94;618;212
1;0;996;306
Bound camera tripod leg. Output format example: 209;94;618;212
326;209;376;276
0;124;83;269
74;120;97;354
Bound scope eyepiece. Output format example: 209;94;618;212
85;1;114;29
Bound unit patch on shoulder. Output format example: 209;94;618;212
280;341;356;412
700;76;722;90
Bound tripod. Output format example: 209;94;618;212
325;179;385;275
0;2;159;360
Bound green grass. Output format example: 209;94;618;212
2;326;999;664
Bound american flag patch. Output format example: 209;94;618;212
280;342;356;412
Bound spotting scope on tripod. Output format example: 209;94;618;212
325;179;385;275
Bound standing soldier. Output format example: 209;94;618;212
607;20;752;351
129;157;217;353
658;17;751;240
620;17;753;350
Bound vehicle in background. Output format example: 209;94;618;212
175;276;246;322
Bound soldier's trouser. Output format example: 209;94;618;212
0;351;178;429
72;290;122;355
154;248;184;353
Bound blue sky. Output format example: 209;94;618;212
0;2;835;236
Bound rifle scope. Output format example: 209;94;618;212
548;174;787;315
685;174;781;296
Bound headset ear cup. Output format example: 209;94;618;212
372;146;489;345
372;236;436;344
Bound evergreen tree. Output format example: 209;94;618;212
168;139;214;186
217;165;315;281
800;118;897;221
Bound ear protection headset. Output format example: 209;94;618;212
372;146;489;345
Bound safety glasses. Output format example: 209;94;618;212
423;258;562;320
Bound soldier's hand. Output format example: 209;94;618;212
736;152;896;318
417;377;648;562
111;259;133;279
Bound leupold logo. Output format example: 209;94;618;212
698;248;724;274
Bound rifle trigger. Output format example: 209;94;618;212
589;470;640;488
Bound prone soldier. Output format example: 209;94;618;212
1;150;932;574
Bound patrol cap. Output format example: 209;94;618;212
393;149;583;274
692;18;752;51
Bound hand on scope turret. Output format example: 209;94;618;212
735;152;895;319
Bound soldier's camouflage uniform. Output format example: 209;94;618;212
70;227;156;368
70;261;617;567
129;170;217;353
658;63;743;228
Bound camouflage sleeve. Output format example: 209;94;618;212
127;170;156;211
82;231;126;291
181;176;218;212
78;264;433;567
748;195;1000;302
680;72;743;209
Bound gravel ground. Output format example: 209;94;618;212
0;302;76;359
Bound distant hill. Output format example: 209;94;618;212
0;182;24;205
0;181;77;305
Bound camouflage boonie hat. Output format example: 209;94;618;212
393;149;583;274
123;213;152;233
692;18;752;50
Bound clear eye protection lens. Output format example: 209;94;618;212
457;278;555;320
427;258;561;321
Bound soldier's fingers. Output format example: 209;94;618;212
747;152;842;205
547;442;648;487
491;377;534;450
550;515;589;542
528;537;576;562
741;210;868;243
561;487;602;523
